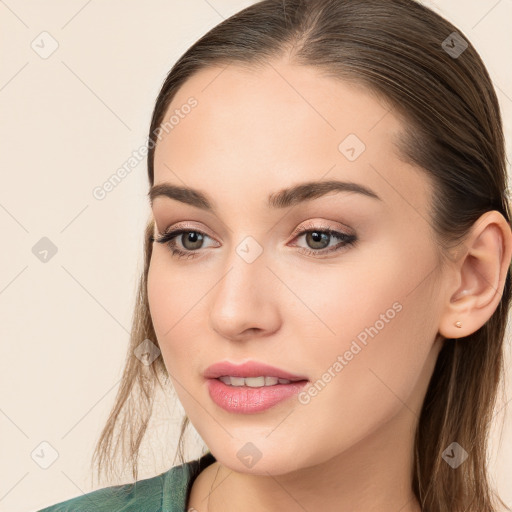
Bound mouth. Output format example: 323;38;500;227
206;377;309;413
203;360;309;383
215;375;308;387
203;360;309;413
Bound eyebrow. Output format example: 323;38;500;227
148;179;381;211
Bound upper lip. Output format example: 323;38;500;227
204;361;308;381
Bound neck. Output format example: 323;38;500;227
199;404;422;512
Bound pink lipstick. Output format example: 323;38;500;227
204;361;309;414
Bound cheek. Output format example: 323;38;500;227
147;257;174;339
147;255;199;331
147;255;209;376
295;233;438;369
292;246;439;440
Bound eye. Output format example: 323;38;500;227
150;228;217;260
290;225;357;257
150;222;357;260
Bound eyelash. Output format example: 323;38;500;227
150;224;357;260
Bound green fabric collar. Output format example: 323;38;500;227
163;451;217;512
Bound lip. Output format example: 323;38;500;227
203;360;308;381
207;378;308;413
204;360;309;414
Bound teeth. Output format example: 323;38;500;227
218;376;293;387
246;376;267;387
230;376;246;386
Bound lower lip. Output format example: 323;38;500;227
207;378;308;413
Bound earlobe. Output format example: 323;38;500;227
438;211;512;339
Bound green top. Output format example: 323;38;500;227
35;451;217;512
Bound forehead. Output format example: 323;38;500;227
156;61;398;161
152;60;433;218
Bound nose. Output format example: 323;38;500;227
208;250;281;342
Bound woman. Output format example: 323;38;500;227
36;0;512;510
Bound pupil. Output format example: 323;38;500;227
184;231;203;249
308;231;328;249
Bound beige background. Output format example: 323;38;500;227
1;1;511;511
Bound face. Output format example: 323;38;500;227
147;60;446;475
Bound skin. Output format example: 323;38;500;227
147;59;512;512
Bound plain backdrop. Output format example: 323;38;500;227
1;1;511;511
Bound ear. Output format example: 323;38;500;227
438;210;512;339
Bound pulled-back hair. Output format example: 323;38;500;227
93;1;511;510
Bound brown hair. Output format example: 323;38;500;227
92;1;511;510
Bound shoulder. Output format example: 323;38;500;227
34;471;166;512
34;452;217;512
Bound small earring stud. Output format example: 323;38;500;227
454;321;462;328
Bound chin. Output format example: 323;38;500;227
208;438;316;476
